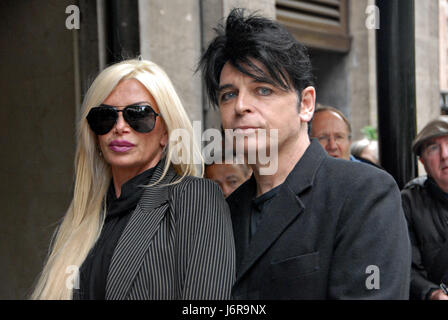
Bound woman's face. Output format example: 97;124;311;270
96;79;168;176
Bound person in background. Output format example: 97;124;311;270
351;138;380;167
310;105;356;161
402;115;448;300
205;159;252;198
31;59;235;300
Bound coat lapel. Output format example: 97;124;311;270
105;160;177;300
233;140;327;284
234;183;304;284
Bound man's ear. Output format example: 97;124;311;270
418;156;424;166
299;86;316;123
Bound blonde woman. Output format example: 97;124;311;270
31;59;235;300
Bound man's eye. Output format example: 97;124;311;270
220;91;236;102
427;144;439;153
256;87;273;96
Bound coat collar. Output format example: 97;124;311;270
229;139;327;284
105;158;178;299
283;138;327;194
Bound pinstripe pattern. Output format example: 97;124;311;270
104;160;235;300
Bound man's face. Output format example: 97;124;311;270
217;61;314;159
310;110;352;160
205;163;251;197
420;135;448;192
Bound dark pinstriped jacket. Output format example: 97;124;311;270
101;160;235;299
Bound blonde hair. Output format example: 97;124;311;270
31;59;203;299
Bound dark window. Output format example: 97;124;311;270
276;0;350;52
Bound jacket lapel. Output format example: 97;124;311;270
105;160;177;300
233;140;327;284
234;183;304;284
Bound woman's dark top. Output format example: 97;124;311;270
76;166;156;300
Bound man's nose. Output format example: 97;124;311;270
221;184;231;198
326;136;338;151
440;143;448;159
235;90;253;115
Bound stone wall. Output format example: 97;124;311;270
415;0;440;175
0;0;77;299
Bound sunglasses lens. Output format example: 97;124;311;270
124;105;157;133
86;107;117;135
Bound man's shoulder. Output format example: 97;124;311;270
403;176;428;191
318;155;394;186
401;176;431;209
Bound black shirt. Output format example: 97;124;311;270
75;166;156;300
250;185;281;240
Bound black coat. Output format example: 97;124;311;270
227;139;411;299
401;176;448;300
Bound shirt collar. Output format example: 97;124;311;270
106;165;158;219
283;139;327;195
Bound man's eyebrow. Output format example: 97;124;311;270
218;78;277;92
251;78;277;86
217;84;234;93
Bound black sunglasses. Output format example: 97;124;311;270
86;104;160;135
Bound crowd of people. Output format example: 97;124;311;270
31;8;447;300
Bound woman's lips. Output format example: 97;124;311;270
108;140;135;153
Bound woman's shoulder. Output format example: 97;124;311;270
168;175;229;224
170;175;221;197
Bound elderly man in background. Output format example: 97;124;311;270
310;105;357;161
402;115;448;300
205;160;252;198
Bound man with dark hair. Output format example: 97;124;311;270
402;116;448;300
199;8;410;299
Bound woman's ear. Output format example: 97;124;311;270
160;127;169;148
299;86;316;123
